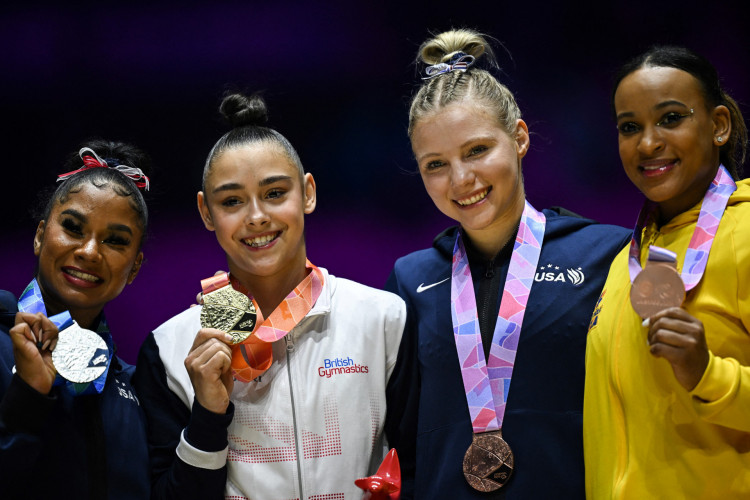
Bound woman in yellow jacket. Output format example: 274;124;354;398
584;46;750;498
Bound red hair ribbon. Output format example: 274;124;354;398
56;147;150;191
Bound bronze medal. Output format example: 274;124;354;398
462;430;514;492
630;262;685;319
200;285;257;344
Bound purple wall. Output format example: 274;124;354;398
1;1;747;362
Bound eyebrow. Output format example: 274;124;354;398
60;208;133;234
616;100;689;121
212;175;294;194
108;224;133;235
212;182;244;194
61;208;86;221
259;175;293;187
417;136;497;163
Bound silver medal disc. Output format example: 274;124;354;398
51;322;109;384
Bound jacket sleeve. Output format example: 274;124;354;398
0;371;57;484
0;300;58;485
133;333;233;500
689;232;750;431
383;266;419;500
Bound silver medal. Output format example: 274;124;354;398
51;322;109;384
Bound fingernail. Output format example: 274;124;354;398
642;318;650;328
42;339;51;351
224;334;233;343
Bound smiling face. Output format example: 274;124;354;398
197;143;316;289
411;102;529;256
614;66;730;222
34;183;144;327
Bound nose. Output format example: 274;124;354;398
244;199;270;226
637;125;664;156
74;237;102;262
451;161;475;188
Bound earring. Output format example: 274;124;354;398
717;136;724;143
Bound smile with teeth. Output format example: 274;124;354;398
243;232;280;248
456;187;491;206
640;160;675;173
64;268;101;283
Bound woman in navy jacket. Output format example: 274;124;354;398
0;140;152;499
384;29;630;499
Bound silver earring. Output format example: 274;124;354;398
717;136;724;143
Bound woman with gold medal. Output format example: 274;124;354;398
584;46;750;498
383;29;630;498
134;93;407;499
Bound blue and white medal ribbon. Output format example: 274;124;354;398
17;279;113;396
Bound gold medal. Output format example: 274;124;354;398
200;283;257;344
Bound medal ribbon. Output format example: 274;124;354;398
17;279;113;396
628;165;736;289
451;201;546;433
201;260;324;382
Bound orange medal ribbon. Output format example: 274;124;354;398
200;260;324;382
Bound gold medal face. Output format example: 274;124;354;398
200;286;257;344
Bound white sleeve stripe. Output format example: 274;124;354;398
176;429;228;470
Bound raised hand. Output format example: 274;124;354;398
646;307;710;392
185;328;234;414
10;311;60;394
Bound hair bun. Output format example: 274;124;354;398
419;28;491;66
220;93;269;128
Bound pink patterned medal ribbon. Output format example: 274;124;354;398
628;165;736;292
451;200;546;434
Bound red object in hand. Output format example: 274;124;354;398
355;448;401;500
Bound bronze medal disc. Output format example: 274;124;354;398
463;431;514;492
630;263;685;319
200;285;257;344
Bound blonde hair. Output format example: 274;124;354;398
408;29;521;137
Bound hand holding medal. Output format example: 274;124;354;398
14;281;114;396
627;166;736;391
9;311;59;394
184;272;258;413
630;247;709;390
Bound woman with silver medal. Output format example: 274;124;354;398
0;140;152;499
584;46;750;498
384;29;630;498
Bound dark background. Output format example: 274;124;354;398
2;0;748;363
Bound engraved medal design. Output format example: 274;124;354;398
51;322;109;384
200;284;257;344
627;166;736;318
463;431;514;492
630;262;685;318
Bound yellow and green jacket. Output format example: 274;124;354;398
584;179;750;499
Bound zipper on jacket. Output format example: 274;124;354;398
285;335;305;499
478;259;499;361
